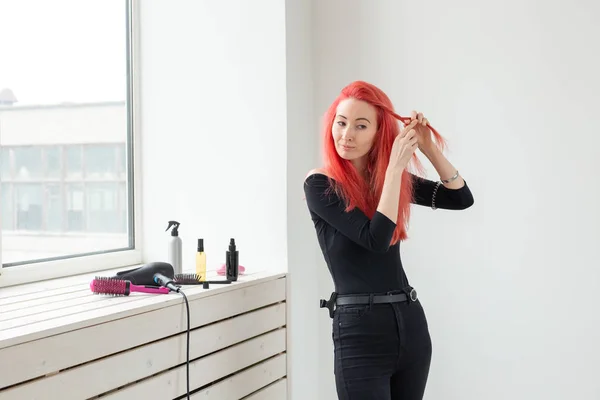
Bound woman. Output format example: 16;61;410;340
304;81;474;400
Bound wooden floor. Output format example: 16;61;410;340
0;267;288;399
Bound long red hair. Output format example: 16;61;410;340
322;81;445;243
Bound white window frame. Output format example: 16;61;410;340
0;0;143;288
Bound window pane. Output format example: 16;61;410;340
0;148;11;180
116;144;127;180
13;147;43;180
118;182;128;232
85;144;117;179
15;184;44;230
1;183;13;230
66;146;83;180
87;183;123;233
66;183;85;232
0;0;133;265
46;184;63;232
45;147;62;179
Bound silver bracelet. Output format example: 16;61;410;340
441;170;459;184
431;181;442;210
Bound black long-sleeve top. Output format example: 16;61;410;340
304;173;474;294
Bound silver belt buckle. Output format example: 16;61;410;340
409;288;418;302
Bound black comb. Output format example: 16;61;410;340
174;273;232;285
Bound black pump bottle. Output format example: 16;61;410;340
226;238;239;281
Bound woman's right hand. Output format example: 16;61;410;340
388;119;419;171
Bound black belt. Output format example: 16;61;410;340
320;288;418;318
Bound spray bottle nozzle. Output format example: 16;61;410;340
166;220;181;236
229;238;236;251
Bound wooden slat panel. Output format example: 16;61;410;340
0;291;136;320
243;378;288;400
0;270;264;322
189;354;286;400
101;328;287;399
0;292;149;327
0;288;102;313
0;269;238;323
0;276;286;389
0;268;123;299
0;304;286;399
0;271;285;348
0;285;89;306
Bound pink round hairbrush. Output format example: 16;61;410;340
90;276;170;296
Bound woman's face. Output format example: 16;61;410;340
332;98;378;167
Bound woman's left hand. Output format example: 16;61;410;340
410;110;434;153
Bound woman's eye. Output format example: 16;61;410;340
357;125;367;130
337;121;346;127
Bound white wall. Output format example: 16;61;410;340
284;0;322;399
312;0;600;399
139;0;287;273
139;2;322;399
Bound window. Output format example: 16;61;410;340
0;0;140;285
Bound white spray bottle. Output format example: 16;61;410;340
166;220;183;275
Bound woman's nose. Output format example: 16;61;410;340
341;127;354;140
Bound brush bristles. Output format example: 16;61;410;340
90;276;131;296
173;273;202;284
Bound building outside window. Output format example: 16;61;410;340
1;140;127;235
0;102;132;264
0;0;136;272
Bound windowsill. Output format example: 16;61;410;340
0;249;143;287
0;265;286;350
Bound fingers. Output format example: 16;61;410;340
410;110;423;122
402;128;418;147
407;130;418;147
401;128;415;141
410;110;428;126
400;119;419;137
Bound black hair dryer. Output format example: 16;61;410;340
113;262;175;286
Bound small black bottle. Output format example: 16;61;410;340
226;238;239;281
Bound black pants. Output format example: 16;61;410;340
332;298;432;399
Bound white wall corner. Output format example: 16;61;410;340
284;0;322;399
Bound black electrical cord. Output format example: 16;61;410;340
179;290;191;400
152;273;191;399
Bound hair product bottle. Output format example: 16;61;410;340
165;221;182;275
196;238;207;281
226;238;239;281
